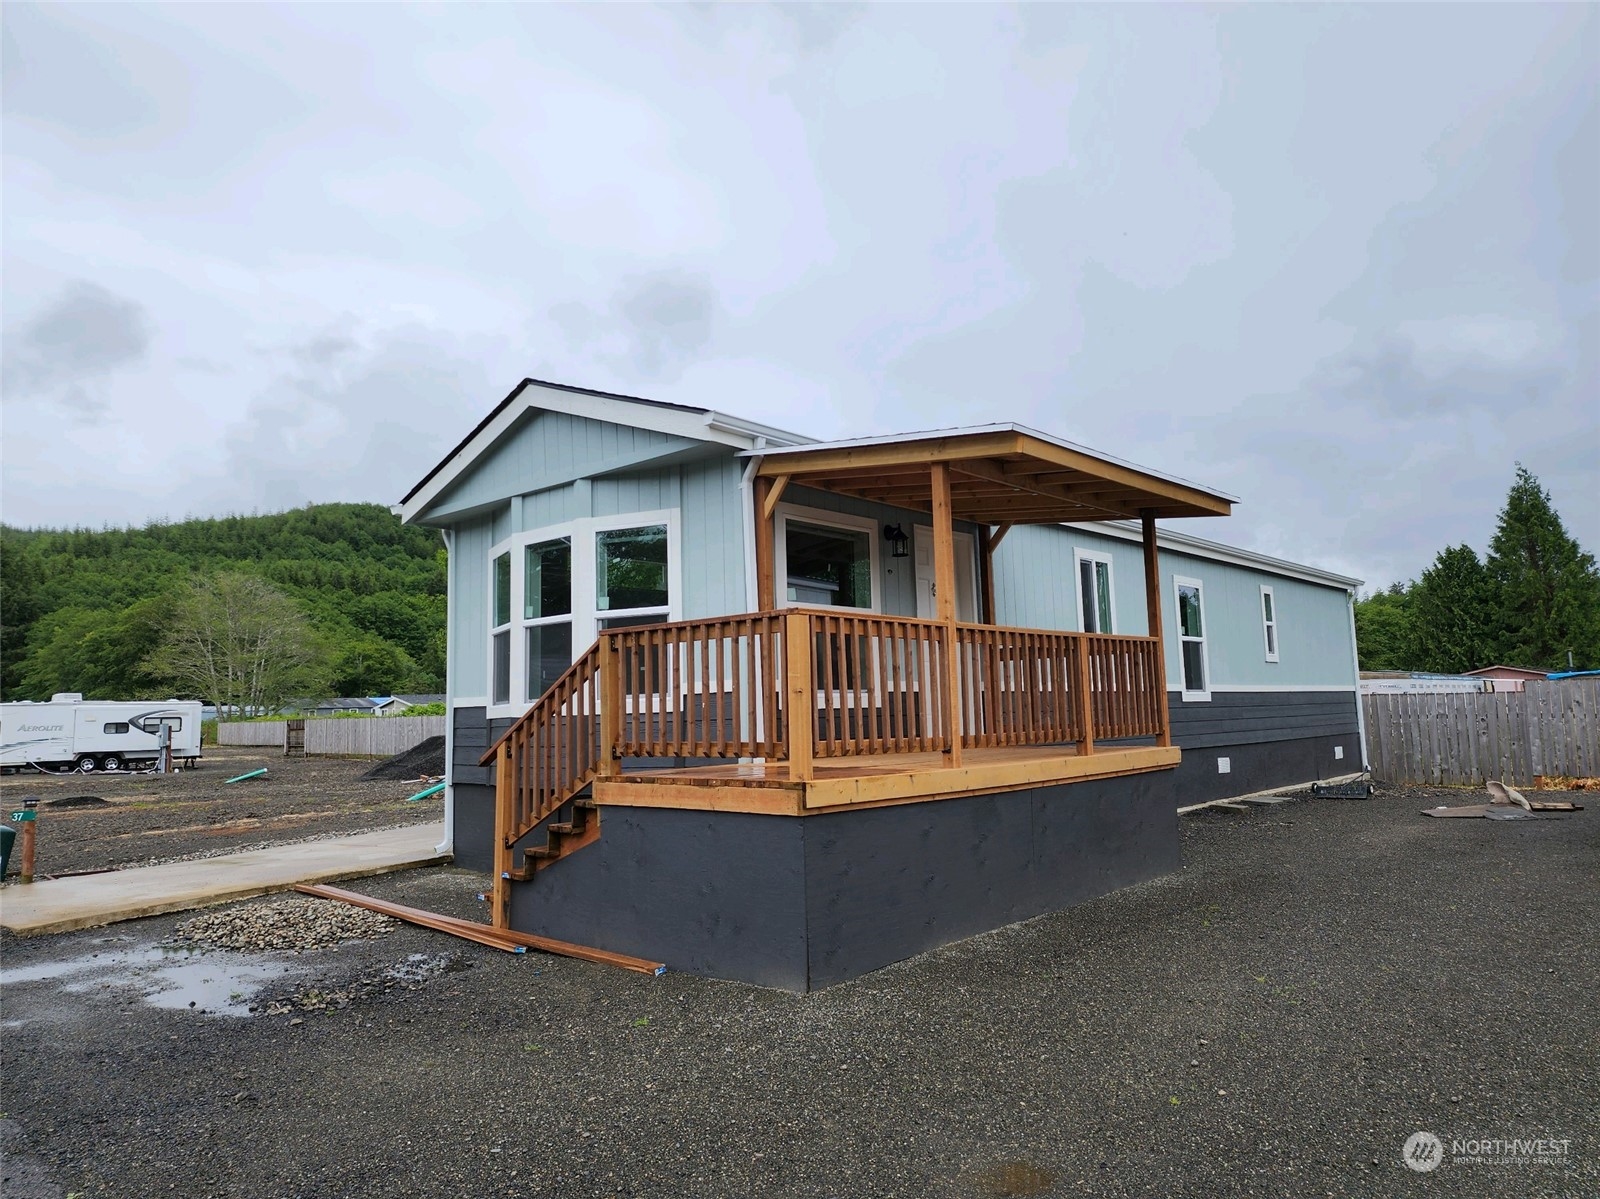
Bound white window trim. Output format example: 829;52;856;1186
1173;574;1212;703
1073;548;1117;634
1260;584;1280;663
774;502;882;613
487;508;681;719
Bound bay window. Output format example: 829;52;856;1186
487;511;679;715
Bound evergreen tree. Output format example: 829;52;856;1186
1484;466;1600;670
1353;583;1414;670
1405;545;1495;674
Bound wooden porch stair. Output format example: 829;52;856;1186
505;796;601;882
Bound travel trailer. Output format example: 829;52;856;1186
0;695;203;773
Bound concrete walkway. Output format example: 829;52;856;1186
0;825;449;936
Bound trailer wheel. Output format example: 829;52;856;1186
75;754;97;772
102;755;122;772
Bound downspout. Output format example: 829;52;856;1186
1346;588;1369;772
739;438;767;612
436;527;456;857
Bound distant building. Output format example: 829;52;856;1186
1462;665;1551;693
371;694;445;716
307;697;379;717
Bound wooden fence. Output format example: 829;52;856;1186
1363;679;1599;786
217;715;446;757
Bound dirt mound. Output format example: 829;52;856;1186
45;796;107;808
360;735;446;781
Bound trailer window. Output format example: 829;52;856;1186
132;715;183;734
104;722;130;734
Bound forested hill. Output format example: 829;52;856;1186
1;503;446;701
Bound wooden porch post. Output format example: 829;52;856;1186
492;742;514;928
978;525;996;626
783;609;814;780
754;475;776;611
931;462;963;768
1141;511;1172;748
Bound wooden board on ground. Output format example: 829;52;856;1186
295;883;667;976
1211;802;1252;814
1422;805;1495;818
1239;796;1293;806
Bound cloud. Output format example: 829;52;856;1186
216;323;498;513
1;280;152;418
550;272;718;382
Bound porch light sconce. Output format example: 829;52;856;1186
883;524;909;559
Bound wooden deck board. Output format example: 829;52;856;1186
595;744;1180;816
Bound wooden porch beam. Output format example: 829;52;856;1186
989;522;1014;552
953;458;1142;519
761;474;791;519
755;432;1026;478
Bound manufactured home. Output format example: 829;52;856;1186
397;379;1364;990
0;695;203;773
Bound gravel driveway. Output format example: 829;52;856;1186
1;783;1594;1198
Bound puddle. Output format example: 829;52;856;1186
0;936;304;1018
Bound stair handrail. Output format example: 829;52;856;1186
480;641;604;845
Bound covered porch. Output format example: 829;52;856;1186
485;426;1234;933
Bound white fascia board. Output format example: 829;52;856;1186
1073;520;1363;591
399;383;808;526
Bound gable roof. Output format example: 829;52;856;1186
397;378;808;521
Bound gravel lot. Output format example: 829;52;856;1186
0;745;442;877
1;782;1595;1198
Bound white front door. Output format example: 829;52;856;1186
913;526;977;621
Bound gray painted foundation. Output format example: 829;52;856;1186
510;769;1179;991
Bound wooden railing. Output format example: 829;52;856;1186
609;613;789;760
494;643;602;844
955;625;1082;748
1082;634;1166;742
487;610;1170;857
807;612;951;757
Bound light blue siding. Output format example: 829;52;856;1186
448;517;493;699
680;455;748;617
1157;548;1356;691
423;409;699;521
992;525;1355;690
992;524;1150;633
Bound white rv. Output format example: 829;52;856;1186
0;694;204;773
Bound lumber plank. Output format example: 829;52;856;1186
296;884;667;976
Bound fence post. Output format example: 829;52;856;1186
784;610;815;781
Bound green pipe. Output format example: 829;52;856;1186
225;768;268;784
407;781;446;803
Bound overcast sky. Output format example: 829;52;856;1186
3;3;1595;589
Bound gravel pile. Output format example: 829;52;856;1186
360;735;446;781
172;896;395;952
